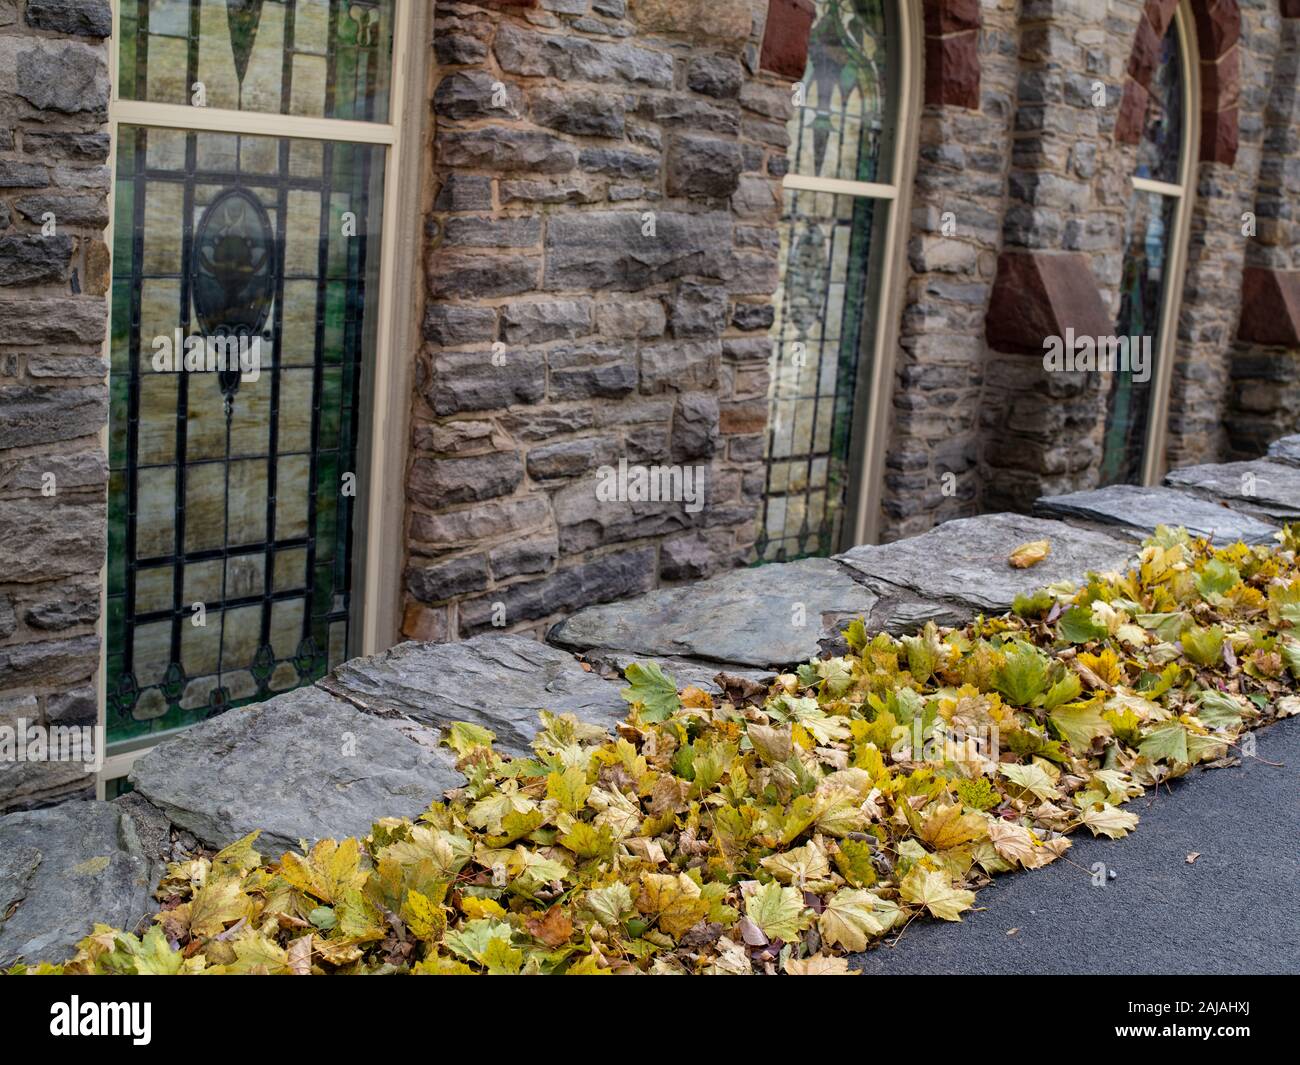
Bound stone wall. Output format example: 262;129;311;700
1223;7;1300;458
401;0;789;642
879;0;1295;538
0;0;112;811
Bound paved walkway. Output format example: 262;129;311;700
852;717;1300;975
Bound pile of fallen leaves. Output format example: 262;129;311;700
17;525;1300;975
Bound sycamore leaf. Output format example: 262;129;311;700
1138;723;1190;763
446;721;496;755
1079;803;1140;839
1009;540;1050;568
445;919;516;968
993;643;1050;706
620;661;681;723
637;873;711;940
1048;701;1113;752
744;881;812;942
760;840;831;885
818;888;901;951
1059;605;1108;644
786;953;855;975
916;802;988;850
999;762;1060;801
546;766;592;813
585;882;634;928
899;866;975;922
1180;625;1225;667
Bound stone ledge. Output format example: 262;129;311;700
1034;484;1279;546
129;686;465;854
1164;460;1300;523
550;557;880;668
835;513;1136;619
319;634;627;755
0;801;158;967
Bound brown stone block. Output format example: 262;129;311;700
1238;267;1300;346
1199;106;1238;165
923;0;981;36
1114;79;1148;144
1127;14;1161;87
1146;0;1179;36
401;603;449;642
759;0;816;80
924;30;980;110
1201;46;1240;112
985;251;1111;356
1193;0;1241;59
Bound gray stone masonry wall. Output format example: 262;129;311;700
403;0;787;642
0;0;112;812
1224;15;1300;459
884;0;1295;536
8;430;1298;966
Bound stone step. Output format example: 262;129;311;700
578;648;775;695
319;633;626;756
129;686;465;855
1034;484;1279;545
0;801;159;967
1267;435;1300;466
834;512;1135;622
548;556;879;669
1164;459;1300;523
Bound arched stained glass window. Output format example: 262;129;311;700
1101;2;1195;486
758;0;909;561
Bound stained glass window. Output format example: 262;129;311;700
118;0;394;122
759;0;895;561
106;124;385;744
1101;11;1186;485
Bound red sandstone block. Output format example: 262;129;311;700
1127;14;1161;87
1201;45;1240;112
1282;0;1300;18
760;0;816;80
923;0;981;36
1113;79;1148;144
1238;268;1300;346
1199;106;1239;165
924;30;980;109
1193;0;1241;59
985;251;1112;356
1146;0;1179;36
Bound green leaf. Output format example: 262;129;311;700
1138;724;1190;764
744;881;812;942
1059;605;1108;644
1180;625;1225;667
1195;559;1240;601
1049;701;1112;752
619;661;680;723
993;643;1050;706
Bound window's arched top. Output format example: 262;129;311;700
792;0;893;184
1135;14;1187;185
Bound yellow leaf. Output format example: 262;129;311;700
1009;540;1050;568
899;866;975;922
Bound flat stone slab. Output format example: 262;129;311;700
549;557;880;668
1165;460;1300;522
0;801;158;967
836;513;1134;622
1267;435;1300;466
320;634;627;755
1034;484;1279;545
130;686;464;855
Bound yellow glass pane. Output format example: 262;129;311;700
136;466;177;558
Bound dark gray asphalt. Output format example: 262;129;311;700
852;716;1300;975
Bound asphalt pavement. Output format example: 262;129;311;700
851;716;1300;975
